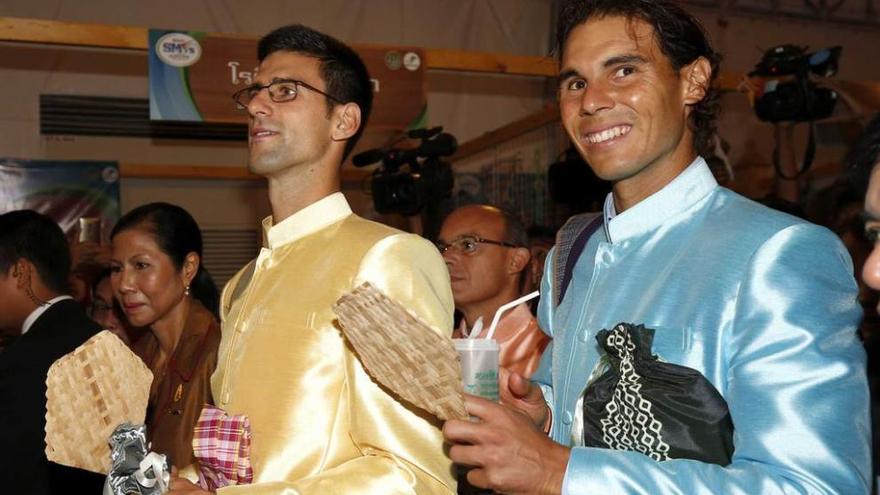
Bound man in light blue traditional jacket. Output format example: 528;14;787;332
443;1;871;493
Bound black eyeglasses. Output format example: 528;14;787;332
435;235;520;255
232;78;341;110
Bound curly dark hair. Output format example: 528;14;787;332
845;113;880;198
554;0;722;157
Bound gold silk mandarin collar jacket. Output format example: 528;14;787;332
212;195;456;494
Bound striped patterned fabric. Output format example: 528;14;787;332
192;405;254;490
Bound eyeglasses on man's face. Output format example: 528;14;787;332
435;235;520;255
232;78;341;110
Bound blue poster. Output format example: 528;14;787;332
149;29;204;121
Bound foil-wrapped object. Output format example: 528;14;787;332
104;423;170;495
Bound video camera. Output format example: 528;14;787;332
351;127;457;216
749;44;841;123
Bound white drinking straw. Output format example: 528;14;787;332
463;316;484;339
484;290;540;340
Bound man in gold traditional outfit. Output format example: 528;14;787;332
169;24;455;494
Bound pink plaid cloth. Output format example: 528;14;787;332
192;404;254;490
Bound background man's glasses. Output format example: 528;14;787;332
232;78;341;110
436;235;520;255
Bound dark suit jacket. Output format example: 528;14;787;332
0;298;104;494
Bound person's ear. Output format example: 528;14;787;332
507;247;532;276
331;103;362;141
12;259;29;288
182;252;199;287
681;56;712;106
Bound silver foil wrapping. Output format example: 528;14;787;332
104;423;170;495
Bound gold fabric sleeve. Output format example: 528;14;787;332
214;221;455;495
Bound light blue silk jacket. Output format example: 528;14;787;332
535;158;871;494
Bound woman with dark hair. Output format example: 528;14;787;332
109;202;220;468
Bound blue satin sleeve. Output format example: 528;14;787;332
558;224;870;494
537;245;558;341
534;247;557;409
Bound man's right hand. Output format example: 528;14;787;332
499;368;549;431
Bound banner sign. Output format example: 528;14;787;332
149;29;427;130
0;159;121;241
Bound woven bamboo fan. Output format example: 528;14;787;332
45;330;153;474
333;282;467;421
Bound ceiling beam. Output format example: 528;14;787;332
452;105;560;162
0;16;557;77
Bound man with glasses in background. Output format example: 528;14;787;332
437;205;549;379
169;24;455;495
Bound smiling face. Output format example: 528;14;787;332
109;226;191;329
245;51;336;178
558;15;708;207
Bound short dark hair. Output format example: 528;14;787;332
111;203;219;317
0;210;70;293
555;0;722;157
258;24;373;161
846;113;880;198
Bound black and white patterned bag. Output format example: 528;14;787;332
582;323;734;466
